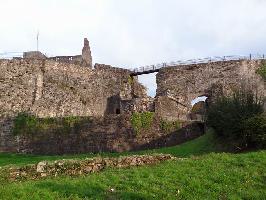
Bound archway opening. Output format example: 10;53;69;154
191;96;208;106
189;95;208;121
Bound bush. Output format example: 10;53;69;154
243;114;266;148
256;63;266;80
160;120;181;133
130;112;154;134
207;87;264;148
12;113;91;136
128;76;134;85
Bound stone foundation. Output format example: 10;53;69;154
8;154;175;181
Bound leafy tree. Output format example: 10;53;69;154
207;87;264;148
243;114;266;148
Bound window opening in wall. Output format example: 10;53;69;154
137;73;157;97
115;108;121;114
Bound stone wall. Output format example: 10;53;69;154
156;60;265;120
48;55;83;65
82;38;92;68
154;96;186;121
0;58;149;153
0;117;17;152
2;57;263;154
13;114;203;155
23;51;46;59
0;59;135;118
24;38;93;68
9;154;174;181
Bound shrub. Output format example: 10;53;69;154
243;114;266;148
130;112;154;134
256;63;266;80
128;76;134;85
160;120;181;133
207;87;264;148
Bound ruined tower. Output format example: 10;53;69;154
82;38;92;68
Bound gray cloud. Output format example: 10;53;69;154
1;0;266;96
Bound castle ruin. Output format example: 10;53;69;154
23;38;93;67
0;38;265;154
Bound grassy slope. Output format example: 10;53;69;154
0;151;265;200
0;131;265;199
0;130;217;167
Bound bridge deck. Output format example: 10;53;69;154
1;53;265;76
130;68;160;76
130;54;266;76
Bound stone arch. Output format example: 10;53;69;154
188;95;208;121
155;60;265;121
179;82;224;120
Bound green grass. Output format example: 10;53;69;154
0;130;265;199
0;130;218;167
0;151;265;199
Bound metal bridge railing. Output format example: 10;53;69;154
0;52;24;59
1;52;266;74
132;54;266;73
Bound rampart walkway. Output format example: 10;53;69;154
130;54;266;76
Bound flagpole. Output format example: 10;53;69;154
37;31;39;51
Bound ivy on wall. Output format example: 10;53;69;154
159;120;181;133
128;76;134;85
12;113;91;136
130;112;154;134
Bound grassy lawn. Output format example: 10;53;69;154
0;151;265;199
0;131;265;199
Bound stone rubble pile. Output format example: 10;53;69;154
9;154;175;181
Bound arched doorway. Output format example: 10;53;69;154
189;95;208;121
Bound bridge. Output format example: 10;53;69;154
1;52;265;76
130;54;266;76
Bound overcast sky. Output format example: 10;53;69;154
1;0;266;96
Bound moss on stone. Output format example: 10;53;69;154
12;113;91;136
160;120;181;133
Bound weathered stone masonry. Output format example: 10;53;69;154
0;56;204;154
0;41;264;154
13;114;203;154
0;59;134;118
0;57;149;153
156;60;265;120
